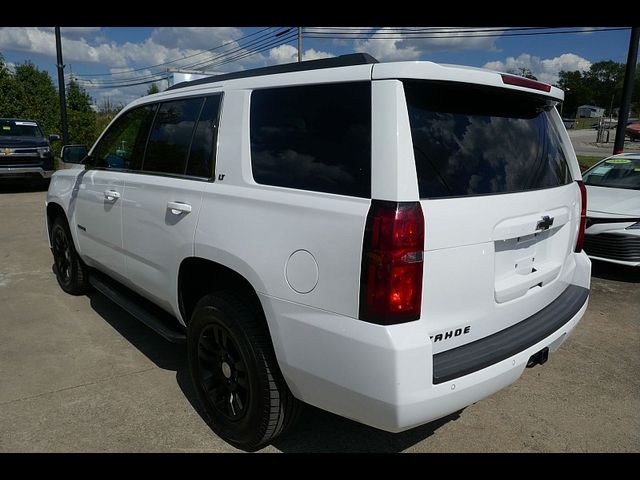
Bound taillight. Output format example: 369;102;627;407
575;180;587;252
359;201;424;325
501;74;552;93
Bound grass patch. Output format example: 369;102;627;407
577;155;606;172
572;118;599;130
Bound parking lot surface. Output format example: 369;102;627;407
568;128;640;157
0;184;638;452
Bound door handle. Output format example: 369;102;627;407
104;190;121;201
167;201;192;215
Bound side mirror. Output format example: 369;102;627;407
61;145;89;164
48;134;61;142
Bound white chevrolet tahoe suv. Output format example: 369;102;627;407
46;54;591;451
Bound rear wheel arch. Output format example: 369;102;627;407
178;257;265;327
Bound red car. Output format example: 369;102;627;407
627;123;640;141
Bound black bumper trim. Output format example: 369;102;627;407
432;285;589;384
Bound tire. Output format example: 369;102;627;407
51;216;90;295
187;291;301;451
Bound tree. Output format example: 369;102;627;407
557;70;591;118
13;61;60;136
66;80;97;147
584;60;626;115
0;57;60;133
146;83;159;95
508;67;537;80
556;61;633;118
0;53;24;118
96;96;122;134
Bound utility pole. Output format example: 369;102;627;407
298;27;302;62
613;26;639;154
55;27;69;145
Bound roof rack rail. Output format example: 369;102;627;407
166;53;379;91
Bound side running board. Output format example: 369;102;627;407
89;270;187;343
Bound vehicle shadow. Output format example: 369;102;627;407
86;288;460;452
0;178;50;193
591;259;640;283
86;290;208;420
87;290;187;371
273;407;461;453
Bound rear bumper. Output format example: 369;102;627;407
261;251;591;432
0;166;53;178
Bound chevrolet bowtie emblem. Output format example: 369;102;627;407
1;148;14;155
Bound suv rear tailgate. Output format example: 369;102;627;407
421;183;581;354
398;75;583;355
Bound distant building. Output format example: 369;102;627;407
577;105;605;118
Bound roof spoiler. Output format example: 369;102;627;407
167;53;379;91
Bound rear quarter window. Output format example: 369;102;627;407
249;82;371;198
403;80;572;199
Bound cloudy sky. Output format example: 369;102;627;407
0;27;633;106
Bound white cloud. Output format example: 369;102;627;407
62;27;102;40
0;27;247;69
150;27;242;50
483;53;592;85
267;44;335;64
354;27;499;61
0;27;336;105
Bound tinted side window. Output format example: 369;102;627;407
250;82;371;198
143;98;203;175
186;95;221;178
93;104;156;170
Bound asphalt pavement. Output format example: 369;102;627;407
0;184;638;452
568;128;640;157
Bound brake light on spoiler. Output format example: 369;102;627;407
501;74;552;93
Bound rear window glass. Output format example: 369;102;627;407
250;82;371;198
403;80;572;199
583;157;640;190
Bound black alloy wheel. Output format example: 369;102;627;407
53;225;72;285
51;216;89;295
197;322;250;421
188;291;301;451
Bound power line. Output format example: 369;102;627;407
192;33;298;71
74;29;294;88
73;26;631;90
80;33;298;89
72;27;275;77
304;27;630;40
304;26;550;34
178;28;292;72
72;28;290;86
